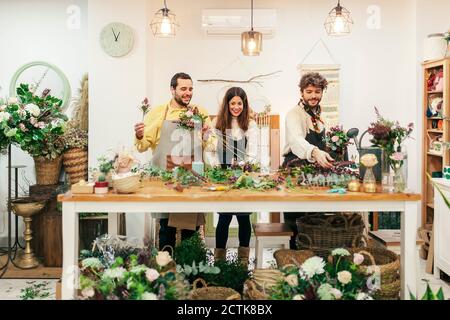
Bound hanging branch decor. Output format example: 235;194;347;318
197;70;282;87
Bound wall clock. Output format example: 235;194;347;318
100;22;134;57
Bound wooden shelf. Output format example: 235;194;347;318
422;58;450;228
427;152;444;157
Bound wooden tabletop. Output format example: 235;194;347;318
57;181;421;203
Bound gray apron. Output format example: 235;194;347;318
151;104;205;229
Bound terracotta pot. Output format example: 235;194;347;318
34;156;63;185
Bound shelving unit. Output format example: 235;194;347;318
422;58;450;226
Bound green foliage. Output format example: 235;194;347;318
174;232;208;266
97;156;114;174
203;253;250;293
20;281;52;300
410;281;446;300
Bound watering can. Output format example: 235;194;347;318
347;128;383;182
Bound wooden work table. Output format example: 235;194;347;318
58;181;421;300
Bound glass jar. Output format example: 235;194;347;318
363;166;377;193
381;149;394;193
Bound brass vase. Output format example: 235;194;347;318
11;198;47;269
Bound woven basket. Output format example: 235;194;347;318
112;174;141;194
373;279;401;300
351;247;400;285
296;213;365;252
188;279;241;300
34;156;63;185
252;269;283;290
243;279;270;300
273;249;315;268
63;148;88;185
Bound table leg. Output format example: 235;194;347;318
62;202;79;300
108;212;119;235
401;202;418;300
256;239;263;269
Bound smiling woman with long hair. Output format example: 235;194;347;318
209;87;258;267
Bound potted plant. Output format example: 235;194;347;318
3;84;68;185
62;121;88;185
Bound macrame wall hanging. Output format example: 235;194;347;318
298;38;341;129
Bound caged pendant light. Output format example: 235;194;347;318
324;0;353;36
241;0;263;56
150;0;180;37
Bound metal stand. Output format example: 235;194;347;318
0;144;27;278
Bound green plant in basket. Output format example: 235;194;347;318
174;232;208;266
202;252;250;293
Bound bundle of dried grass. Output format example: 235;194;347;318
71;74;89;131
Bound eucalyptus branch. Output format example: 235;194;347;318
197;71;282;87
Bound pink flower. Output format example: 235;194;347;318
37;122;45;129
185;110;193;118
353;253;364;265
331;136;340;143
145;268;160;282
390;152;404;162
30;117;37;125
19;123;27;132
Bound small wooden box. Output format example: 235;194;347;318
71;183;94;194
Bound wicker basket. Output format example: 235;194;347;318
273;249;315;268
63;148;88;185
373;279;401;300
252;269;283;290
34;156;63;185
243;279;270;300
112;174;141;194
188;279;241;300
296;213;365;253
351;248;400;285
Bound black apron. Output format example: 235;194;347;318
282;129;325;167
217;132;250;216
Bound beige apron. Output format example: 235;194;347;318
151;104;205;230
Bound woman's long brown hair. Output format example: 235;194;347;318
215;87;250;133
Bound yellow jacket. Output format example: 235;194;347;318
135;100;216;153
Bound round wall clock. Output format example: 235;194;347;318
100;22;134;57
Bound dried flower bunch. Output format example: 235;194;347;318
63;121;88;150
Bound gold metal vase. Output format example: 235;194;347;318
11;198;47;269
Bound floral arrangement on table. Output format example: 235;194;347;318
269;248;375;300
323;125;352;161
0;84;68;160
78;248;190;300
177;106;208;131
368;107;413;159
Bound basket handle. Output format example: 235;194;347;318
351;234;370;248
355;250;376;266
192;278;207;290
325;214;349;229
226;293;241;300
296;233;313;250
281;263;298;271
348;214;363;227
161;245;174;257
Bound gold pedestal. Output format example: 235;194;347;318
11;199;46;269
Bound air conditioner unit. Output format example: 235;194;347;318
201;9;277;38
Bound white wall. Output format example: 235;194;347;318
0;0;88;244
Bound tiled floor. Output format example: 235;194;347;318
1;248;449;300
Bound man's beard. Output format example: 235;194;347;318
302;98;321;109
174;94;191;107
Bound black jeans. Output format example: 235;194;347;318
284;212;309;250
159;218;199;250
215;213;251;249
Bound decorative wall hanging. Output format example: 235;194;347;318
298;39;341;129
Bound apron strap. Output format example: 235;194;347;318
155;103;171;142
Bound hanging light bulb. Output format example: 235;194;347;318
241;0;263;56
324;0;353;36
150;0;179;37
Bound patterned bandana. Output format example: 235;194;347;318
299;101;324;133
